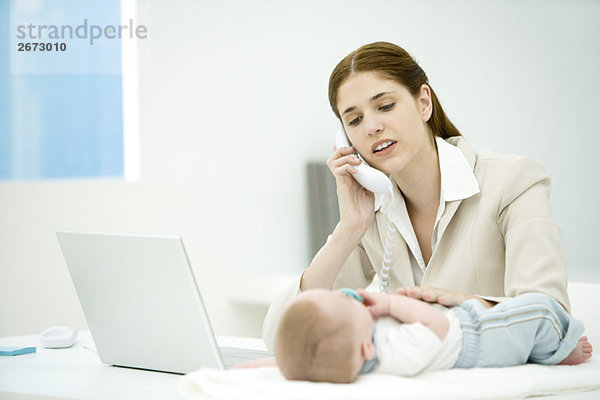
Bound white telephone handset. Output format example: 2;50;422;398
335;128;392;194
335;127;396;293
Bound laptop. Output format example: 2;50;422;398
56;230;273;374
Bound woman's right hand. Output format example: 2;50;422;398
300;146;376;292
327;146;376;237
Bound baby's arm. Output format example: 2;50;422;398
358;291;449;340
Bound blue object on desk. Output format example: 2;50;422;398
0;346;37;356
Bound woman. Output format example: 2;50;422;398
262;42;569;350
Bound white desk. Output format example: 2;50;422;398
2;331;599;400
0;331;266;400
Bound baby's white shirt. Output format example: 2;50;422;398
373;309;462;376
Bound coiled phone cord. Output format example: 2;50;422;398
379;185;397;293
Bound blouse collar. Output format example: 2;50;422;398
374;136;479;211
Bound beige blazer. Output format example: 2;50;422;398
262;137;570;350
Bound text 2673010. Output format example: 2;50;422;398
17;42;67;52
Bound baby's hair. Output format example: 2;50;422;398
275;295;358;383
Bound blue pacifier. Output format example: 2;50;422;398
340;288;364;303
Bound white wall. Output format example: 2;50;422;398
1;0;599;338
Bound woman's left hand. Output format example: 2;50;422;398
396;286;494;308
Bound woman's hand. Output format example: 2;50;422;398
300;147;377;292
327;146;375;237
357;290;391;318
300;148;375;291
396;286;494;308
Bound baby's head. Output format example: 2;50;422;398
275;288;375;383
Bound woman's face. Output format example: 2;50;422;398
336;72;434;175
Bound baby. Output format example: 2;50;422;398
274;289;593;383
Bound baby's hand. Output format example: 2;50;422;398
356;290;391;318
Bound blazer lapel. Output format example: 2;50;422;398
435;137;478;247
436;199;462;244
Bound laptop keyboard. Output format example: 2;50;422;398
219;346;274;369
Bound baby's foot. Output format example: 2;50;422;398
558;337;593;365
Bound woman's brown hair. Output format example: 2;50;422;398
328;42;461;139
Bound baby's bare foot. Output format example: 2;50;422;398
558;337;593;365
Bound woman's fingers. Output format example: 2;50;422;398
437;294;461;307
399;286;458;305
330;154;361;173
327;148;364;183
327;146;376;233
397;286;483;310
421;289;439;302
328;147;358;164
406;286;423;299
400;286;474;307
332;145;355;157
328;146;355;166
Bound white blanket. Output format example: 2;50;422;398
179;359;600;400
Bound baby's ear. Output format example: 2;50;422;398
361;340;376;360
